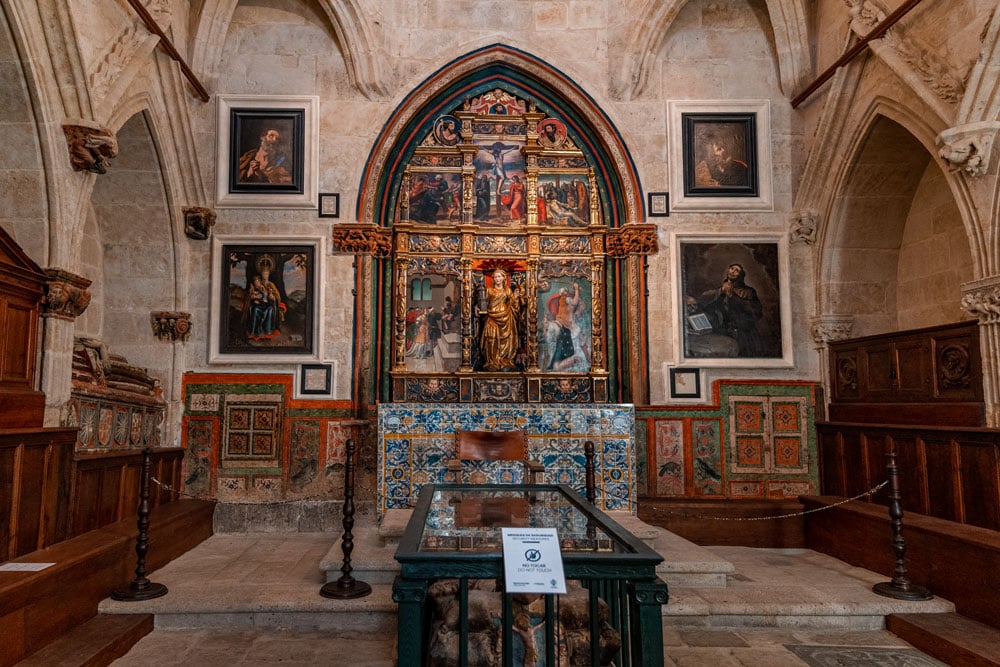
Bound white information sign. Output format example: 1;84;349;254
501;527;567;594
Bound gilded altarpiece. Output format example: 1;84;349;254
388;90;610;403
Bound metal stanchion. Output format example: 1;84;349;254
321;437;372;599
111;448;168;601
872;449;932;601
584;440;596;505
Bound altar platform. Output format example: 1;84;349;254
96;515;955;666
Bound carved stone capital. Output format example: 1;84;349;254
789;210;818;245
811;315;854;344
183;206;217;240
62;121;118;174
331;223;393;257
936;122;1000;177
961;275;1000;324
43;268;92;320
605;224;659;258
151;311;192;342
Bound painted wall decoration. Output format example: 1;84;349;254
182;373;362;503
675;235;792;367
638;381;818;500
209;236;324;363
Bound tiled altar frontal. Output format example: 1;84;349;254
378;403;636;517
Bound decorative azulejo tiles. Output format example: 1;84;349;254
378;403;636;517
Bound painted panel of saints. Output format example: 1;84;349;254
473;140;526;225
536;174;590;227
404;276;461;373
537;279;592;373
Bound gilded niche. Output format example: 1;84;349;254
388;88;612;402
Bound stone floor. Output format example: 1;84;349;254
105;531;951;666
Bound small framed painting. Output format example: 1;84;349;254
295;362;335;399
209;235;325;363
215;95;318;208
318;193;340;218
647;192;670;217
669;367;702;399
668;100;772;212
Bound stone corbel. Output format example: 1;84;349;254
605;224;659;258
183;206;217;240
151;311;192;342
936;122;1000;177
43;269;92;320
62;120;119;174
810;315;854;345
960;275;1000;324
789;210;818;245
331;223;393;257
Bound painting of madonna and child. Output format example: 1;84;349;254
219;245;315;356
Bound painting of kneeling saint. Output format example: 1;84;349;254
680;240;783;361
537;279;592;373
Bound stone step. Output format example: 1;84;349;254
16;613;153;667
100;581;398;635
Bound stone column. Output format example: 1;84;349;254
151;312;191;448
961;276;1000;427
810;315;854;419
40;269;92;426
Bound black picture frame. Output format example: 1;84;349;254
647;192;669;217
669;368;701;399
217;241;316;358
228;108;305;195
682;112;759;198
299;363;332;395
318;193;340;218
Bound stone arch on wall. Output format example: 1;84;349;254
820;109;973;338
351;44;651;406
86;109;182;414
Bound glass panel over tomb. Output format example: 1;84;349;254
390;88;610;404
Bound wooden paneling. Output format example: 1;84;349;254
0;429;76;562
0;499;214;666
0;226;46;429
828;322;984;427
69;448;185;538
817;422;1000;532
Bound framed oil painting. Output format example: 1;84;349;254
668;100;772;212
673;234;792;368
215;95;318;208
209;236;324;363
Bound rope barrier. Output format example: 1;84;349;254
641;480;889;522
154;476;887;522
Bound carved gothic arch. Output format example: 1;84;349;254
190;0;386;99
358;44;644;228
350;44;651;406
611;0;812;100
817;97;984;321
